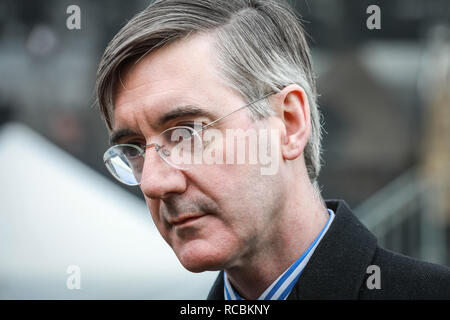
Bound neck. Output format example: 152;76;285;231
225;166;329;299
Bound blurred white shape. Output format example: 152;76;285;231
26;25;58;57
0;122;218;299
359;40;422;90
418;24;450;103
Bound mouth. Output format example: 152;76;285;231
170;213;207;227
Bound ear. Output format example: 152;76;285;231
277;85;311;160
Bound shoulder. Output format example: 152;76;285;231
359;246;450;299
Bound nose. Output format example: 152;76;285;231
139;146;187;199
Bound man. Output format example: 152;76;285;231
96;0;450;299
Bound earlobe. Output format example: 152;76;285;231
278;85;311;161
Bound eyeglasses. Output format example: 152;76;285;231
103;91;277;186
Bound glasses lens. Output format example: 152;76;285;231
159;126;203;169
104;145;144;185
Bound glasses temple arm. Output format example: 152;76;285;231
197;90;278;133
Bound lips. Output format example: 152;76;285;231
170;213;207;226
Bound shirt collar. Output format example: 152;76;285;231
224;208;335;300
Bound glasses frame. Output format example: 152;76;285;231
103;90;278;185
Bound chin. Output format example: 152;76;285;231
174;239;229;273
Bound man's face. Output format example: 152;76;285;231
112;35;286;272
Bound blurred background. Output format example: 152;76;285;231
0;0;449;299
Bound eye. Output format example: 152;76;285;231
179;121;205;133
122;146;141;158
179;122;195;129
126;141;146;149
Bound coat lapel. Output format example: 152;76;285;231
287;200;377;299
207;270;225;300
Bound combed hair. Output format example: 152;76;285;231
96;0;324;186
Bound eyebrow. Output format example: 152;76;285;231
109;128;138;146
109;105;217;146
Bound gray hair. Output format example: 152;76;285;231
96;0;323;186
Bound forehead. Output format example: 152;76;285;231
117;35;218;95
112;34;228;131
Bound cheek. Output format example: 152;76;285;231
220;164;281;229
144;197;171;238
198;163;266;225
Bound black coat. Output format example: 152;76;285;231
207;199;450;299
